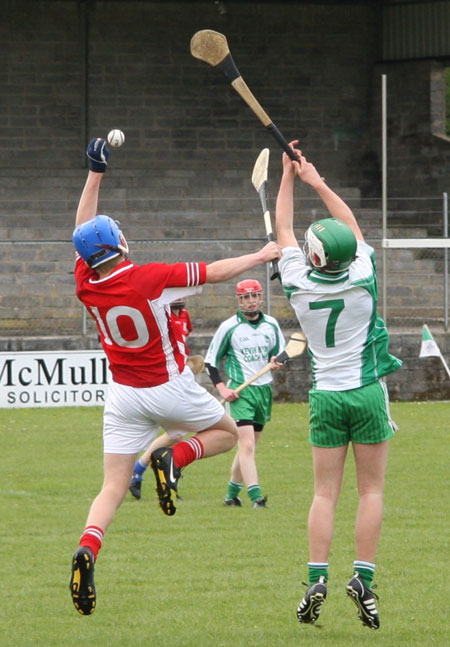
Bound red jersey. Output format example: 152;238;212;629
170;308;193;355
74;257;206;387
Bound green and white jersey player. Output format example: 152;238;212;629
282;227;399;394
275;141;401;630
205;279;285;509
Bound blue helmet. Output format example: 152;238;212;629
72;215;129;268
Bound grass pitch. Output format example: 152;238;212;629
1;402;449;647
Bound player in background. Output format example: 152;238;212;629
275;142;401;630
69;138;281;616
167;298;206;376
169;298;193;354
204;279;285;509
129;298;194;500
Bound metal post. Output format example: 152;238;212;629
444;192;448;331
265;263;271;315
82;306;87;336
381;74;387;323
79;0;89;167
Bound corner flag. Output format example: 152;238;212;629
419;325;450;378
420;325;441;358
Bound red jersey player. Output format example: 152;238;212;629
128;297;198;501
69;137;281;616
169;298;193;355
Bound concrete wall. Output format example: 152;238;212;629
1;330;449;402
0;1;379;182
1;1;448;195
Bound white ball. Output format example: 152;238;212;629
107;129;125;148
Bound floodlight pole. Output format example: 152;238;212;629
381;74;387;323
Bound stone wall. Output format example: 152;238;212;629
368;59;450;204
1;331;449;402
1;1;448;191
0;1;379;181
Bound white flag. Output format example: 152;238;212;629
419;325;441;358
419;324;450;379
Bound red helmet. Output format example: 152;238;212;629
236;279;263;295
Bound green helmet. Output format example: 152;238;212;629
304;218;357;273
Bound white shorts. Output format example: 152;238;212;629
103;368;224;454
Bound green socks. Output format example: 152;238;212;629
308;562;329;584
225;480;242;501
225;481;263;503
353;560;375;587
247;484;263;503
306;560;375;587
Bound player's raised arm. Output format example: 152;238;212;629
275;141;301;249
205;241;281;283
75;138;110;227
296;152;364;242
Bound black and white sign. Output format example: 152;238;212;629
0;351;110;408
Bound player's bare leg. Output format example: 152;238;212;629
230;425;259;483
352;440;389;561
86;453;137;530
347;441;388;630
225;427;266;507
70;453;136;615
193;412;238;454
296;445;347;625
145;432;176;458
307;445;348;561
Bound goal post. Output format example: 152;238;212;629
382;239;450;249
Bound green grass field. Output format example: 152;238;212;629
1;402;449;647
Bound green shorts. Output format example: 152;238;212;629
309;380;397;447
228;382;272;427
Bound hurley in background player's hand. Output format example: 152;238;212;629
87;138;110;173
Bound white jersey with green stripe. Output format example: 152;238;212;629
279;240;402;391
204;311;285;386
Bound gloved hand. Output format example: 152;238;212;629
86;138;110;173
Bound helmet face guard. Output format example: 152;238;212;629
73;215;129;268
236;279;263;316
236;279;263;296
303;218;357;273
